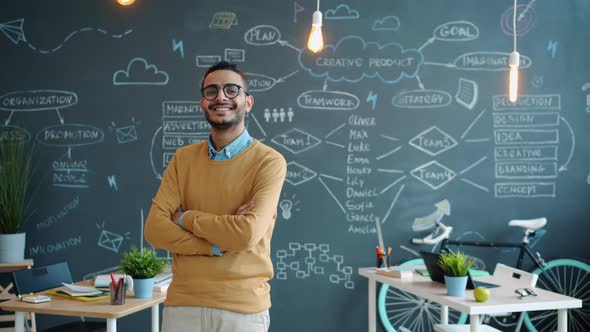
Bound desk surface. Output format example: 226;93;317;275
0;280;166;319
359;266;582;315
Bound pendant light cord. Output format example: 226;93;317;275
317;0;320;12
513;0;517;52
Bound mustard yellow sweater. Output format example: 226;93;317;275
145;140;287;313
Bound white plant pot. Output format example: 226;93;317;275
0;232;26;263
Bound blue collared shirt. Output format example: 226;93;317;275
178;128;253;256
207;128;253;161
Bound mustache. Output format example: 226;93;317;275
208;102;235;109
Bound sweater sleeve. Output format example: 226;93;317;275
180;154;287;251
145;153;215;256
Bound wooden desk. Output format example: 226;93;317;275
0;260;35;332
0;281;166;332
359;267;582;332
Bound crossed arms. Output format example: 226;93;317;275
145;153;286;256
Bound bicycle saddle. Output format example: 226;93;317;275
508;217;547;230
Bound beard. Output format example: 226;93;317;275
204;101;245;129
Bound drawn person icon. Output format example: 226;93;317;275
264;108;271;122
271;108;279;122
278;108;286;122
287;108;294;122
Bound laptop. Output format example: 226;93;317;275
419;251;499;289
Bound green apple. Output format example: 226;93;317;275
474;286;490;302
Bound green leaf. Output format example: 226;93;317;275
119;246;167;279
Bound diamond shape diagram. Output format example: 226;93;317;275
411;161;456;190
272;129;321;154
409;126;457;156
285;161;317;186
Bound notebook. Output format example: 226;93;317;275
419;251;499;289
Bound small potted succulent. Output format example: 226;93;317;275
119;246;166;298
438;250;475;297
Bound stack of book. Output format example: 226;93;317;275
375;266;413;280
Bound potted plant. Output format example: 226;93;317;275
119;246;166;298
438;250;475;297
0;141;36;263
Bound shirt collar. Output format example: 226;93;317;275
208;128;252;159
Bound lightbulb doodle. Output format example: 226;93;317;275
278;193;301;220
0;18;133;54
275;242;355;289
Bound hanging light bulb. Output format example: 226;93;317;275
116;0;135;6
508;51;520;102
307;1;323;53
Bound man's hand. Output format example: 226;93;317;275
173;209;183;224
235;200;255;215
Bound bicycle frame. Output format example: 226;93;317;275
439;237;561;293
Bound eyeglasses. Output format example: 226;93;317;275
200;83;249;101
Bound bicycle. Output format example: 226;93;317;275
378;217;590;332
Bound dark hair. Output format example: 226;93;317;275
201;61;249;92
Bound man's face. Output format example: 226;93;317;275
200;70;253;130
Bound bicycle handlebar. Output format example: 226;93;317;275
412;221;453;245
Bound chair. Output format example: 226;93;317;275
11;261;106;332
433;264;538;332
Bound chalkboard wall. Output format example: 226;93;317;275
1;0;590;331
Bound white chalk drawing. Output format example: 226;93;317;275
246;71;298;92
366;91;377;110
0;90;78;126
29;236;82;257
196;55;222;67
493;94;560;111
460;108;486;140
263;108;294;123
372;16;400;31
412;199;450;232
107;175;118;191
501;3;536;37
433;21;479;42
411;161;456;190
495;182;555;198
381;184;405;225
392;89;452;108
110;118;141;144
0;125;30;143
279;193;301;220
271;128;321;154
409;126;457;156
558;117;574;172
455;78;478;109
96;221;130;253
297;90;360;110
172;39;184;58
582;83;590;113
298;36;423;84
285;161;317;186
209;11;238;29
0;18;132;54
36;123;104;147
244;25;281;46
113;58;169;86
492;94;562;198
275;242;354;290
531;74;544;89
317;176;346;215
35;196;79;232
224;48;245;62
51;156;89;189
325;4;360;20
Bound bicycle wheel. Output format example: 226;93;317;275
523;258;590;332
378;258;468;332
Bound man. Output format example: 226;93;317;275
145;61;287;332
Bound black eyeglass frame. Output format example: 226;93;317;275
200;83;250;101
